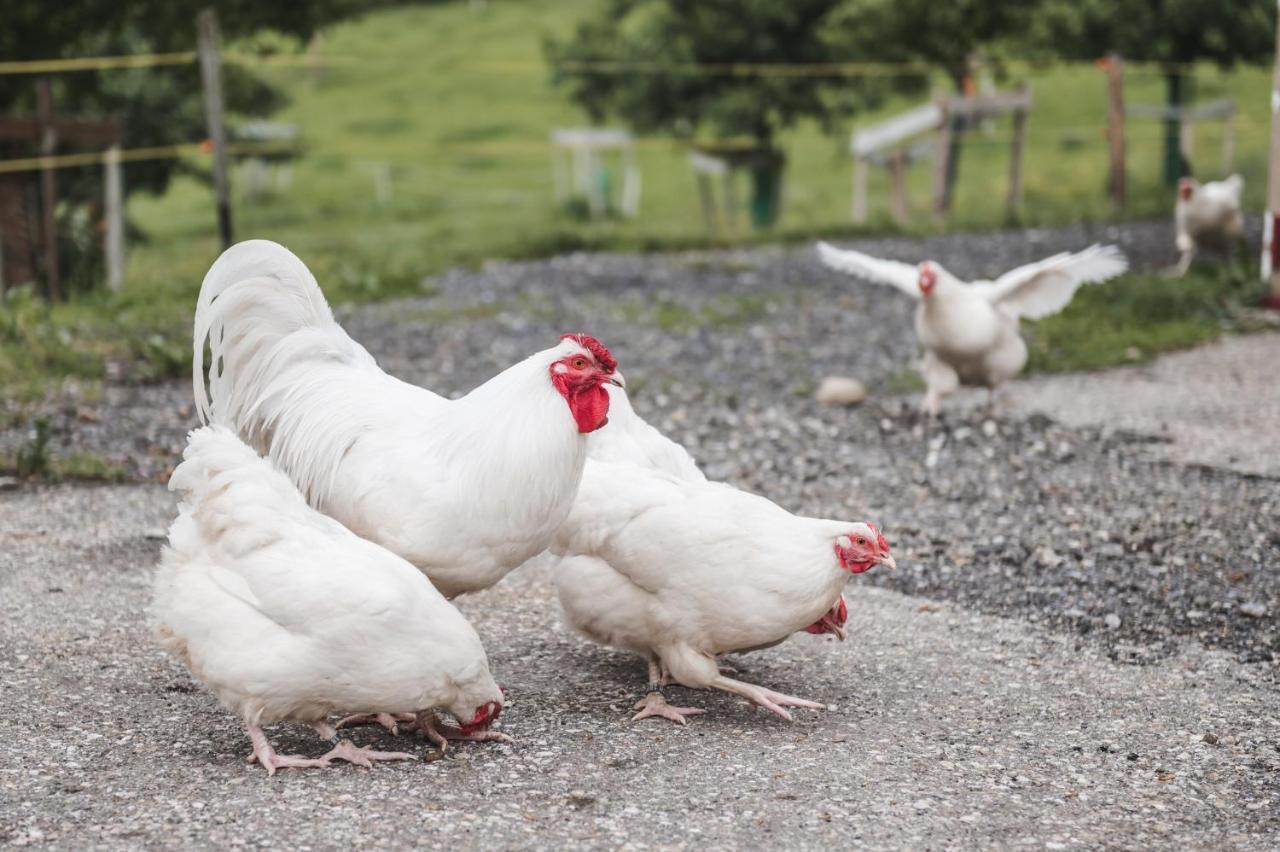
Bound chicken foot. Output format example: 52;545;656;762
631;660;705;725
245;721;416;776
711;675;825;722
336;712;417;736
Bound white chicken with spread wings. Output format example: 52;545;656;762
817;242;1128;415
193;240;623;598
152;427;508;776
550;388;895;724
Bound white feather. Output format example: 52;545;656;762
152;426;501;728
816;241;921;299
975;244;1129;320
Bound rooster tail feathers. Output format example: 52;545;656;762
191;240;381;505
192;240;340;426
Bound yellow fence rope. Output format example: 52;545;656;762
0;141;296;175
0;48;1227;78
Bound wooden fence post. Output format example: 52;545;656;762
197;8;233;250
104;145;124;292
1103;54;1126;210
932;99;953;219
1006;84;1029;218
35;79;61;301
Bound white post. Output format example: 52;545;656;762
1264;0;1280;304
851;157;868;223
104;145;125;292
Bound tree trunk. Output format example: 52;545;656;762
941;72;969;214
1162;72;1189;187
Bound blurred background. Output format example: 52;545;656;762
0;0;1275;399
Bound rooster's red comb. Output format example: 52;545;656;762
560;333;618;372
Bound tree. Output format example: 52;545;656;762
0;1;409;292
547;0;855;227
1032;0;1275;185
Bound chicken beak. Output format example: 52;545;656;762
608;370;626;389
879;552;897;572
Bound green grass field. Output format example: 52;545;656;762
0;0;1274;400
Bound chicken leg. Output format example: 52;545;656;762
631;661;705;725
710;676;825;722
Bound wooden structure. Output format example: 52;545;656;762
850;85;1032;225
550;128;640;219
198;8;233;250
0;81;119;299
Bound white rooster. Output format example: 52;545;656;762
152;426;509;776
816;242;1128;415
1175;175;1244;276
551;387;895;724
193;240;623;598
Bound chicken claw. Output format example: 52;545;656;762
631;691;706;725
244;724;416;776
711;676;825;722
336;712;416;736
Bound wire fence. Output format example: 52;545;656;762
0;38;1271;299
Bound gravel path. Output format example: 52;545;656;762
1001;332;1280;478
2;219;1278;847
2;484;1277;849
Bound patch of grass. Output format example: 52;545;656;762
623;292;772;333
1025;266;1263;374
0;419;128;484
881;366;926;394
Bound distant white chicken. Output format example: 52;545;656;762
551;387;895;724
817;242;1128;415
193;240;623;598
1175;175;1244;275
152;427;508;776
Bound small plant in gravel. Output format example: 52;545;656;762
2;418;128;484
13;418;52;479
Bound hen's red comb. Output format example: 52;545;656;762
869;523;890;553
560;333;618;372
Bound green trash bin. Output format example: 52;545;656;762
748;151;785;229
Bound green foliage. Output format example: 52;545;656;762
829;0;1036;85
1025;265;1263;374
1031;0;1274;66
547;0;853;144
